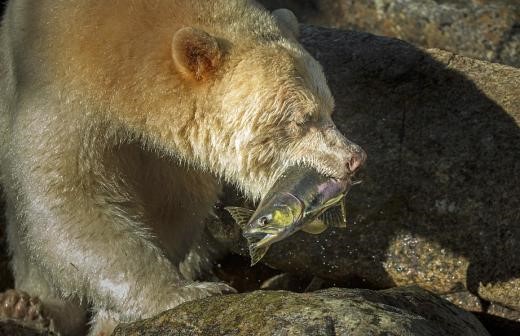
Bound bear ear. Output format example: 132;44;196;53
272;8;299;38
172;27;222;81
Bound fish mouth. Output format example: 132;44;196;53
243;226;283;246
243;229;270;242
243;231;278;266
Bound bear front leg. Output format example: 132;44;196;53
7;184;233;335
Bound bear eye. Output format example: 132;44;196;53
292;114;311;126
301;112;322;125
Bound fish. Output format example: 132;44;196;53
225;166;353;265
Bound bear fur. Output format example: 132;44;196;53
0;0;365;335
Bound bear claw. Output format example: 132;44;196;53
0;289;50;329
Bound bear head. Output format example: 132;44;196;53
165;6;366;199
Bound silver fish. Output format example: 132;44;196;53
226;166;353;265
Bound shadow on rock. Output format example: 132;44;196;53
315;24;520;291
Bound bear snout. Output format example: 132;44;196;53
323;127;366;177
345;144;367;174
293;127;367;180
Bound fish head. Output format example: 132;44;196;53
243;192;304;265
246;192;304;234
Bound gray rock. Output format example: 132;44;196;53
442;291;520;324
0;320;56;336
112;287;490;336
0;192;12;292
210;25;520;322
259;0;520;67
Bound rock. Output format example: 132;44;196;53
213;254;281;293
113;287;489;336
442;291;520;333
0;191;13;292
210;25;520;325
259;0;520;67
0;320;56;336
259;273;311;292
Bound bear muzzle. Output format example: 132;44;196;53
325;128;367;178
345;144;367;175
290;126;367;181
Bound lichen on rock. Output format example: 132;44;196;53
112;287;490;336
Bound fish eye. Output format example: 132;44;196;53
258;216;270;226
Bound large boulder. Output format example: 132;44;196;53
259;0;520;67
210;25;520;322
113;287;489;336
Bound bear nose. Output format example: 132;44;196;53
346;146;367;174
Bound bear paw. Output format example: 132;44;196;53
0;289;51;330
176;281;236;302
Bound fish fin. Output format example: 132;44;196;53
319;205;347;229
248;242;271;266
224;206;254;228
302;219;327;234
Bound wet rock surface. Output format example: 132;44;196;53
260;0;520;67
113;287;489;336
209;25;520;329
